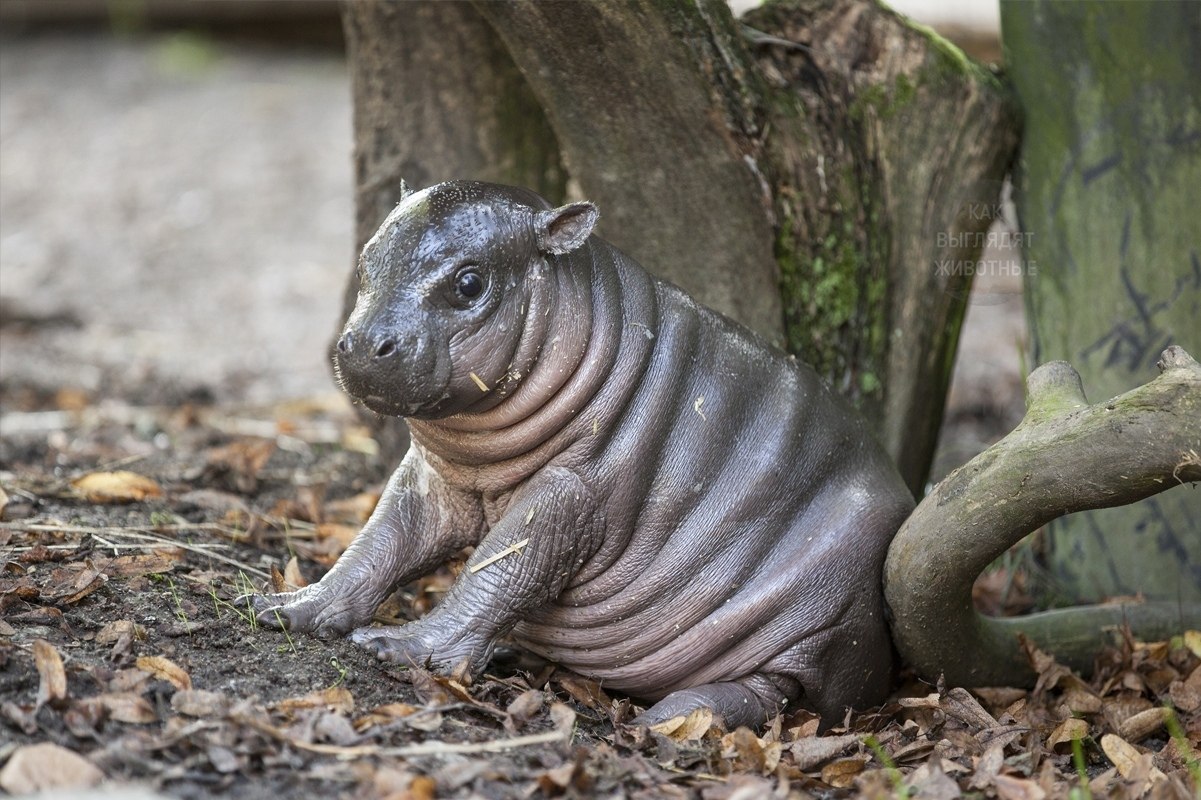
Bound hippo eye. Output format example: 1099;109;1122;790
454;268;485;301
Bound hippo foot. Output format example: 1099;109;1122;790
634;680;788;731
351;619;494;675
241;584;374;637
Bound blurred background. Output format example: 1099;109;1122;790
0;0;1021;480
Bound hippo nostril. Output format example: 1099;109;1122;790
336;332;353;354
375;339;397;359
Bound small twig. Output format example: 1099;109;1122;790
741;24;814;53
376;728;570;757
86;453;148;475
233;710;569;759
468;538;530;574
3;522;269;579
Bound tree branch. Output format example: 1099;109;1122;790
884;346;1201;687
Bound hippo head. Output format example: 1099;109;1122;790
334;181;599;419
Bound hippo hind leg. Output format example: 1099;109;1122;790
634;674;796;731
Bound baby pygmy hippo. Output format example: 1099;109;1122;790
250;181;913;728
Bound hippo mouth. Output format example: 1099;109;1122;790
357;391;449;419
359;393;421;418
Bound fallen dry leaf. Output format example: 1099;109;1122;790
274;686;355;715
136;655;192;690
821;755;868;788
650;707;717;741
1103;693;1154;731
790;733;860;771
406;775;437;800
71;471;162;503
1117;706;1169;743
0;742;105;794
48;561;108;605
557;675;611;711
992;772;1047;800
1183;630;1201;658
1168;664;1201;712
549;702;577;735
1059;675;1103;714
325;490;380;524
316;522;358;555
506;689;545;726
353;701;423;732
942;687;999;728
1100;733;1168;785
33;638;67;709
269;563;288;594
904;759;960;799
897;692;942;710
1047;717;1089;753
95;619;146;644
721;726;782;774
172;689;232;718
102;551;182;577
202;439;276;494
283;555;308;589
97;691;158;724
63;697;106;738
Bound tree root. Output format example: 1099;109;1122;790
884;346;1201;687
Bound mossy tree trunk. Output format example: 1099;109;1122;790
1002;0;1201;604
341;0;1019;495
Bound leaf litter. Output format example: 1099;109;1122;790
0;400;1198;798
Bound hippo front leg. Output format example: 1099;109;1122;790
352;467;601;675
248;449;479;636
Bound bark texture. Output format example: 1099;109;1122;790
1002;0;1201;603
884;346;1201;687
747;0;1018;491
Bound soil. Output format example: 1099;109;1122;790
2;28;1197;800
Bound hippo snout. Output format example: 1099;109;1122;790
334;324;440;417
336;330;399;362
335;327;406;373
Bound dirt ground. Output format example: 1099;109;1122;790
3;28;1196;800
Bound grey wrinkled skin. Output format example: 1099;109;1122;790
249;181;915;728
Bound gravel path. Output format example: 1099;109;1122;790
1;32;352;407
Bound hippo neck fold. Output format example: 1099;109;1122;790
408;242;656;485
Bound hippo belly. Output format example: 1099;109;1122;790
512;283;907;712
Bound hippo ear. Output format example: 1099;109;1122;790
535;202;599;255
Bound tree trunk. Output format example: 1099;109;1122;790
746;0;1018;491
1002;0;1201;603
341;0;1019;494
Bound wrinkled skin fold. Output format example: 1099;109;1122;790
249;181;914;728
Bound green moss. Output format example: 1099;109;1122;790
493;66;566;203
776;205;888;409
850;73;919;123
903;15;1001;89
